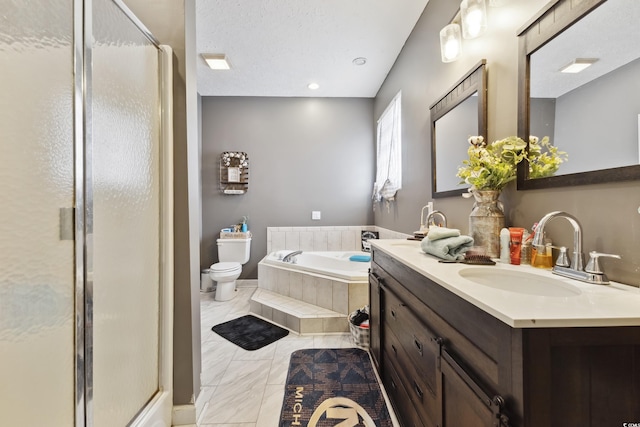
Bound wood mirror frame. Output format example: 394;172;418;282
516;0;640;190
430;60;487;198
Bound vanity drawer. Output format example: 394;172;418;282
440;348;507;427
383;353;427;427
384;324;439;427
373;250;502;388
384;282;406;336
384;282;440;396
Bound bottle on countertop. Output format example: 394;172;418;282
499;228;510;263
520;229;532;265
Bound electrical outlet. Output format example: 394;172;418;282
312;211;321;220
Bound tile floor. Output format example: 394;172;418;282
196;286;397;426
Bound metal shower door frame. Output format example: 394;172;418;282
73;1;173;426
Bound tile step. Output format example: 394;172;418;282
250;288;350;335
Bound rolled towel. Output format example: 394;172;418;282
349;254;371;262
427;226;461;241
421;235;474;261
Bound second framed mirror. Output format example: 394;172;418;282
430;60;487;198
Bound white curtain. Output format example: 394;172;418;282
373;91;402;205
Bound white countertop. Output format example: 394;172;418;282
370;239;640;328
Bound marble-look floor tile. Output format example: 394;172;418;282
256;384;286;426
232;342;277;361
199;380;265;424
218;359;272;387
267;355;292;385
196;285;399;427
313;333;353;348
196;386;217;424
200;339;237;386
273;335;315;358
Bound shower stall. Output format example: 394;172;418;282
0;0;174;426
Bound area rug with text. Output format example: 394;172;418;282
279;348;393;427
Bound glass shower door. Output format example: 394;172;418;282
0;0;76;425
90;0;163;425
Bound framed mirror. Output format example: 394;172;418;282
430;60;487;198
517;0;640;190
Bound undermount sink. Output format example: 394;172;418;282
458;267;582;297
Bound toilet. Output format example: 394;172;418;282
209;237;251;301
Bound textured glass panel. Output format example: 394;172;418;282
91;0;161;425
0;0;75;426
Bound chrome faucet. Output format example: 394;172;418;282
532;211;584;271
532;211;620;285
425;210;448;228
282;250;303;263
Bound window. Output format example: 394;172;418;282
373;91;402;205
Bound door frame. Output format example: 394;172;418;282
74;1;174;426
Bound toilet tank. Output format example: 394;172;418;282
216;238;251;264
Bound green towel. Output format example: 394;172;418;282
421;235;474;261
426;226;461;241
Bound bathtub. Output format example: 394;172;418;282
257;250;371;316
262;250;370;281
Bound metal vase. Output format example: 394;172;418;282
469;190;505;258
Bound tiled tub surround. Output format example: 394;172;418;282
266;225;410;253
253;226;410;334
254;255;368;333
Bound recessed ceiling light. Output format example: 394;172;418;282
352;57;367;66
202;53;231;70
559;58;598;73
307;83;320;90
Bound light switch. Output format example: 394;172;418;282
312;211;321;220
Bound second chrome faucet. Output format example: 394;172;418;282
532;211;620;285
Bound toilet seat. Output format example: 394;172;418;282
210;262;241;273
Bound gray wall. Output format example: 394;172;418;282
374;0;545;237
554;57;640;174
200;97;375;278
374;0;640;287
530;98;556;143
125;0;200;407
435;95;478;192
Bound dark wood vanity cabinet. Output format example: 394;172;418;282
368;271;382;371
369;248;640;427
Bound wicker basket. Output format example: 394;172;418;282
348;311;370;349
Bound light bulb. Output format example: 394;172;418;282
461;0;487;39
440;24;462;63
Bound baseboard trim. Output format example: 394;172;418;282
237;279;258;288
172;404;196;426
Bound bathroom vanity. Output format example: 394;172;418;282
369;240;640;427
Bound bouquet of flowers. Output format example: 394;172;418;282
456;135;567;191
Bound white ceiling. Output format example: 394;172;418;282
530;0;640;98
195;0;429;98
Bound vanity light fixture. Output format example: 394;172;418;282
440;23;463;63
559;58;598;73
460;0;487;39
307;82;320;90
202;53;231;70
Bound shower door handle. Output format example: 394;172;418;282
59;207;75;240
